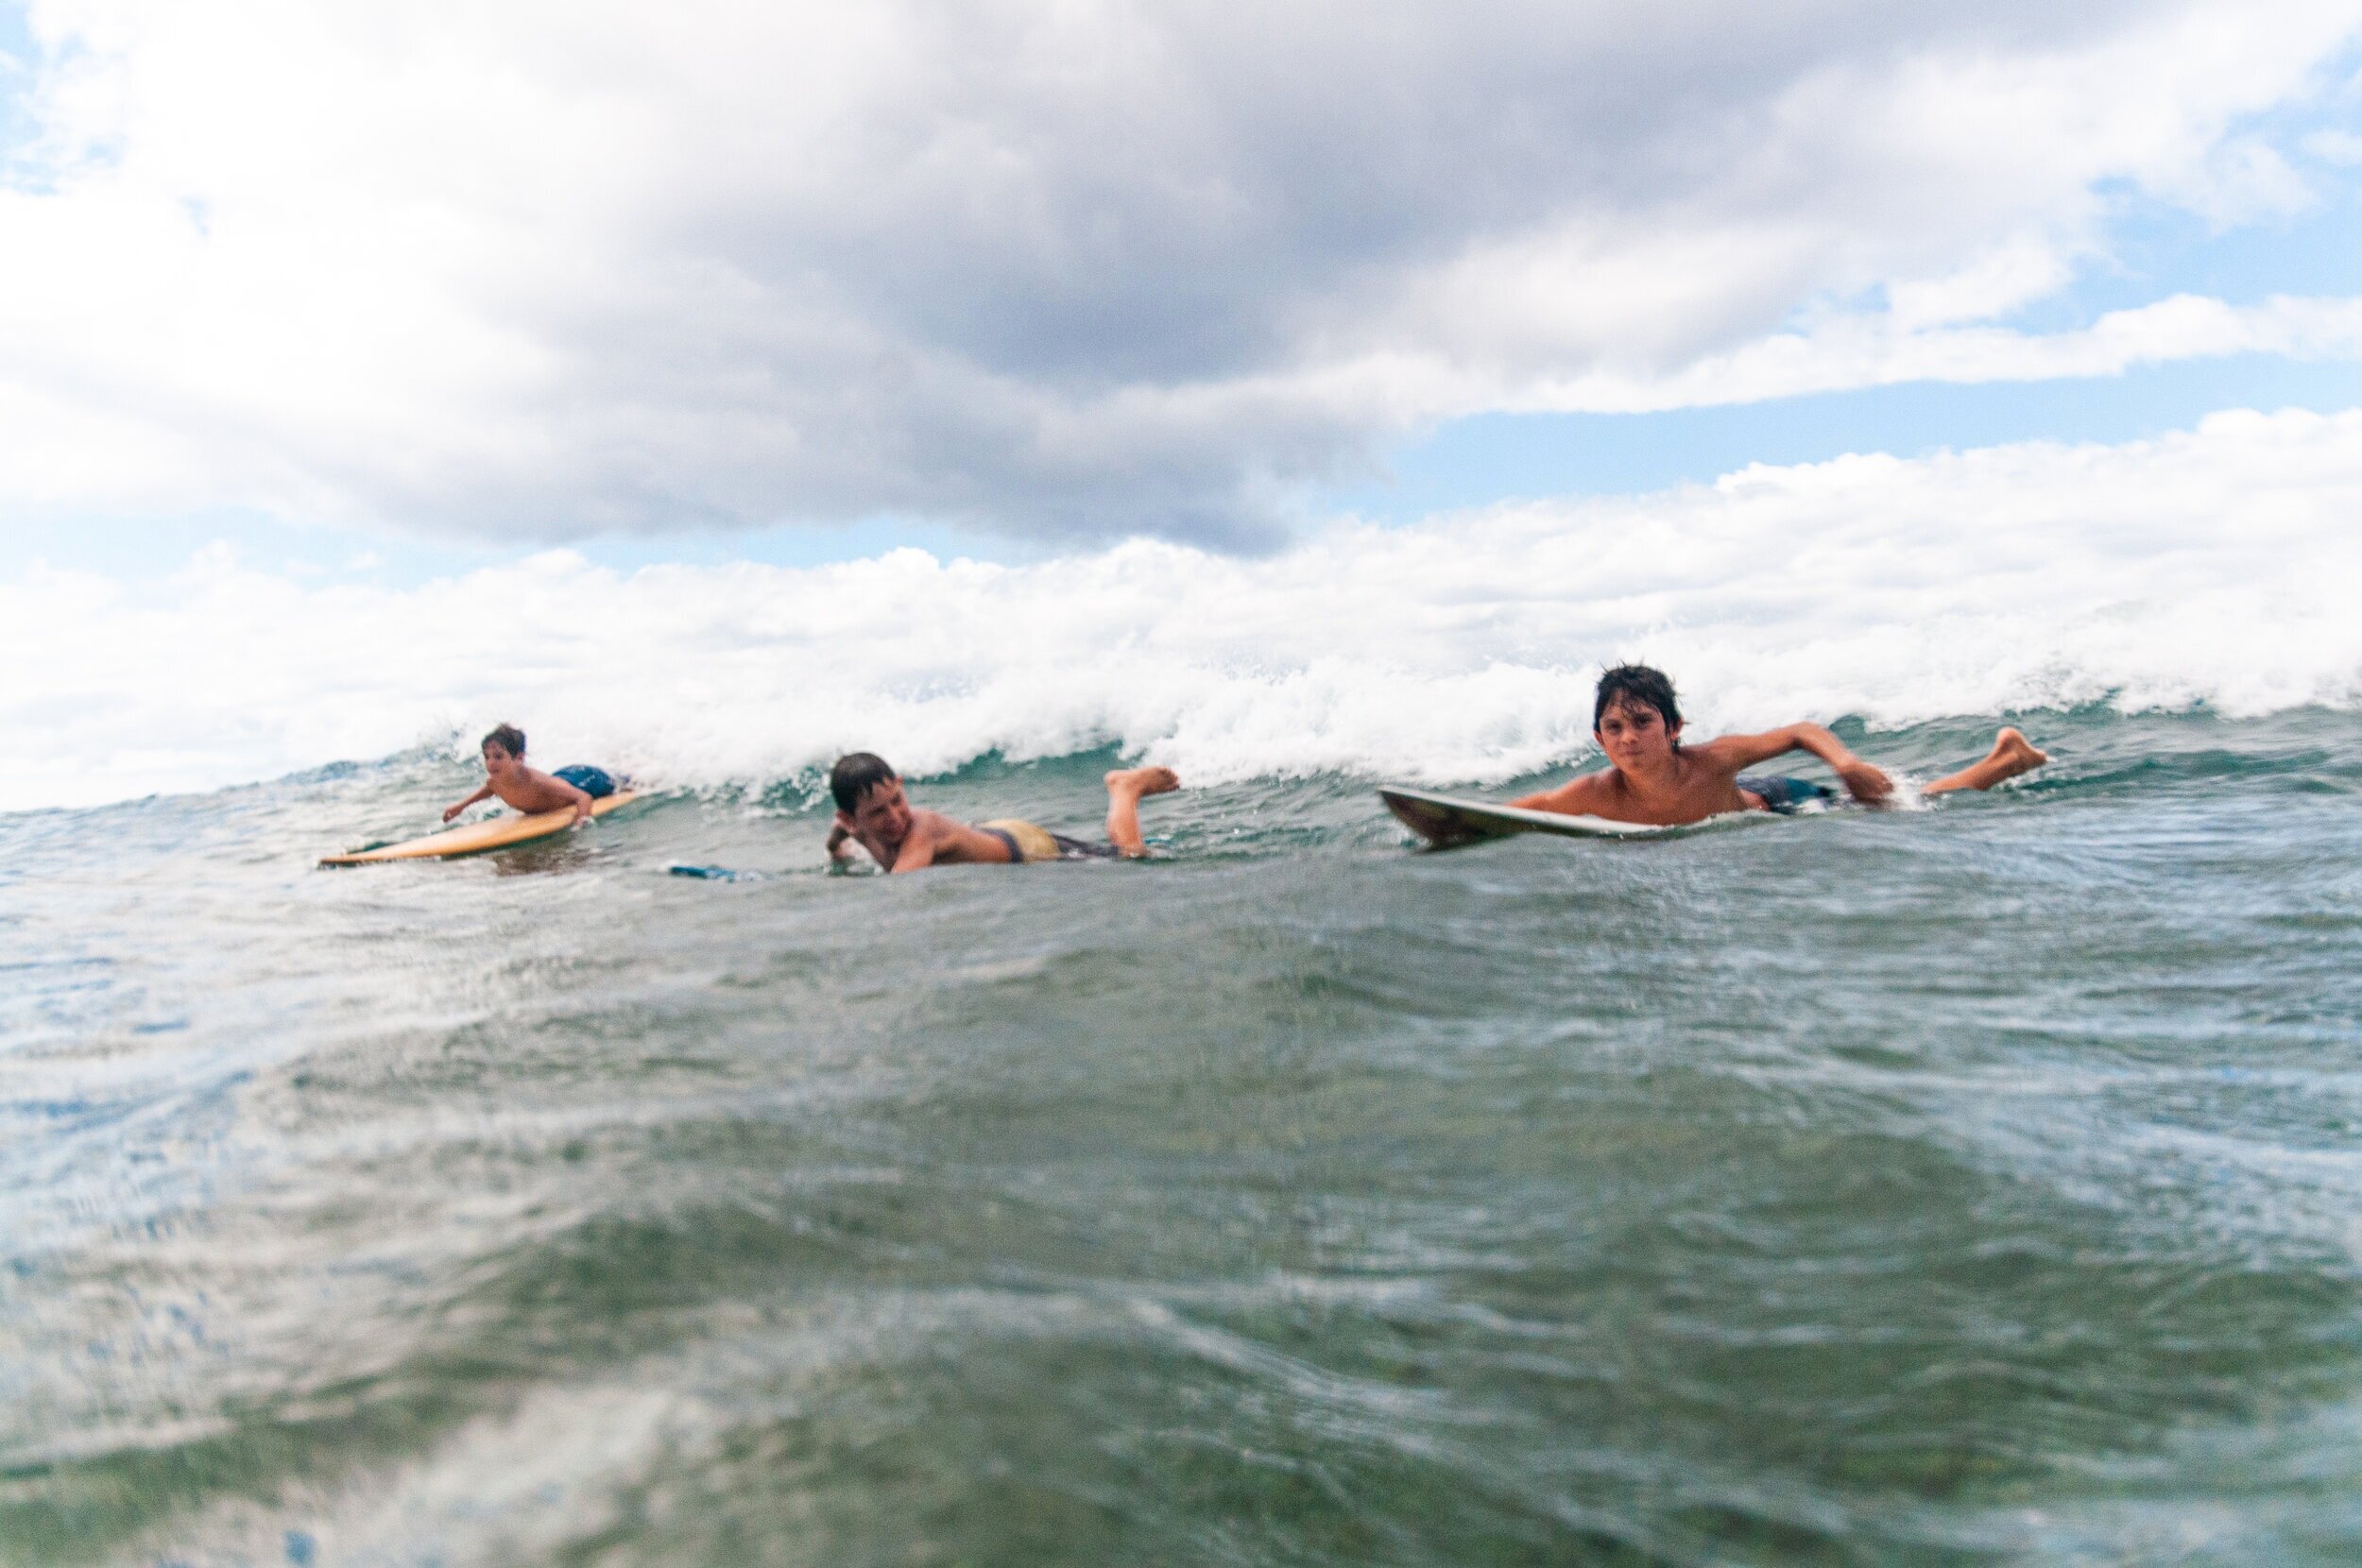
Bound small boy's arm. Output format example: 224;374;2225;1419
1706;724;1890;802
443;783;494;822
1507;777;1595;814
1788;724;1892;802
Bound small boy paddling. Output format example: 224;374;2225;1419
444;724;623;829
825;753;1180;873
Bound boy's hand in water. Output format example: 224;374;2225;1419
444;783;493;823
1836;758;1893;805
825;823;856;862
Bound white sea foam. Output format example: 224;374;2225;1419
7;407;2362;813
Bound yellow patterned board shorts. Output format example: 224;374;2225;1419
979;819;1121;862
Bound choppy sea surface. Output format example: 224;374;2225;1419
6;707;2362;1566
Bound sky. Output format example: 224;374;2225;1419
3;0;2361;572
3;2;2362;805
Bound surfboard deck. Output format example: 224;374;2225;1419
1378;785;1676;847
320;791;639;865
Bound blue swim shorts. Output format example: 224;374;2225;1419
552;764;618;799
1737;775;1834;814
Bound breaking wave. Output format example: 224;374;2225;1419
6;408;2362;812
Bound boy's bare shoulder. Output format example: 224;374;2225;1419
1551;770;1621;807
908;806;964;841
1678;735;1759;775
1516;769;1619;815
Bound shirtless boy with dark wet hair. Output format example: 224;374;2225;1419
825;753;1181;873
1508;663;2048;828
442;724;622;829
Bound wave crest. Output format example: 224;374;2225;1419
6;410;2362;810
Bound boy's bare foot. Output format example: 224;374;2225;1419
1985;726;2048;782
1926;726;2049;795
1104;765;1180;856
1106;765;1180;800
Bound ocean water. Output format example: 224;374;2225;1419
6;705;2362;1566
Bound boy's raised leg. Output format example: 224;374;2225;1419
1104;766;1181;856
1924;727;2048;796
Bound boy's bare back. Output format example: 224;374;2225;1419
864;803;1016;871
486;766;594;817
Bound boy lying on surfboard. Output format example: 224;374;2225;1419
443;724;623;830
1503;664;2046;828
825;752;1180;873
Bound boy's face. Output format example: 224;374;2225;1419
1595;699;1681;772
482;741;520;779
841;776;913;845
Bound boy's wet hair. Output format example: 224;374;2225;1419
1592;664;1681;732
830;752;898;812
482;724;527;758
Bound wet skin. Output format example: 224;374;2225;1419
827;767;1182;873
1509;704;2046;828
442;742;597;828
829;777;1018;873
1509;702;1893;827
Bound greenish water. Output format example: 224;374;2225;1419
5;708;2362;1565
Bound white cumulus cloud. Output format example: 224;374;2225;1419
1;0;2360;545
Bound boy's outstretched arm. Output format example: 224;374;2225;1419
1508;775;1612;814
443;783;494;823
1695;724;1892;804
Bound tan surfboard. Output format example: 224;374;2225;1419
320;791;639;865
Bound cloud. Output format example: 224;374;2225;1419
1510;294;2362;413
7;405;2362;813
2303;128;2362;163
1;0;2360;545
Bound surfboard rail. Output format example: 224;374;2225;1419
320;790;640;865
1378;785;1671;847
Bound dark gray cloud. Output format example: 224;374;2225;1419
1;0;2355;544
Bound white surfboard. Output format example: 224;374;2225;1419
1378;785;1679;847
